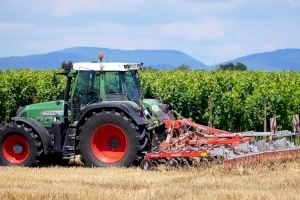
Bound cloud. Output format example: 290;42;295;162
0;0;300;65
50;0;145;17
49;0;240;17
1;13;300;64
160;18;232;41
282;0;300;7
0;18;229;47
0;22;33;31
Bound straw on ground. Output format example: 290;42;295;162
0;159;299;200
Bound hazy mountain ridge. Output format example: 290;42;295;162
0;47;208;70
226;48;300;70
1;47;300;71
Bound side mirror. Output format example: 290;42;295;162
52;73;59;87
62;61;73;70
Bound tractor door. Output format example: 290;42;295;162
71;71;100;118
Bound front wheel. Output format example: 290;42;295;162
78;111;148;167
0;123;43;166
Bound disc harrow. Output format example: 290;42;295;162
141;118;300;170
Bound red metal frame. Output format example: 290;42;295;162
165;118;232;135
145;150;208;160
161;118;249;150
144;117;299;165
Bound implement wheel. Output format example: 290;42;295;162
140;160;154;170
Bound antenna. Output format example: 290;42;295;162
106;50;109;62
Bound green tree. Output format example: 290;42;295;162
217;62;247;71
175;64;192;71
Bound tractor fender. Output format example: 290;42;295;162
76;101;150;127
11;117;51;155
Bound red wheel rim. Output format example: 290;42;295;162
2;134;30;164
91;124;127;164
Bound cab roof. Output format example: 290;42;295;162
72;62;142;71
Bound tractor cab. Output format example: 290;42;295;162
65;62;144;118
64;61;172;125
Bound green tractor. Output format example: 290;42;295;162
0;59;172;167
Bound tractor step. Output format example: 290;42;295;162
62;128;76;159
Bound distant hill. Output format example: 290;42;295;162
225;48;300;71
0;47;208;70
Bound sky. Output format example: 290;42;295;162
0;0;300;65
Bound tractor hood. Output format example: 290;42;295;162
17;100;65;127
143;99;175;125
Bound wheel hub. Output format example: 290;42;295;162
13;144;24;154
109;138;120;149
91;124;127;164
2;134;29;164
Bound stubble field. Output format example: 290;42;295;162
0;158;299;200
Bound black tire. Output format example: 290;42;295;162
140;160;154;170
78;110;148;167
0;122;43;166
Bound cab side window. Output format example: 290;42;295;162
73;71;99;115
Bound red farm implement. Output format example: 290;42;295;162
141;117;300;170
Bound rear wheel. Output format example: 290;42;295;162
0;123;43;166
78;110;148;167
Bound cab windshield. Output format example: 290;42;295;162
123;71;142;100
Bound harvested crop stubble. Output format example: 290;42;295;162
0;158;299;200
